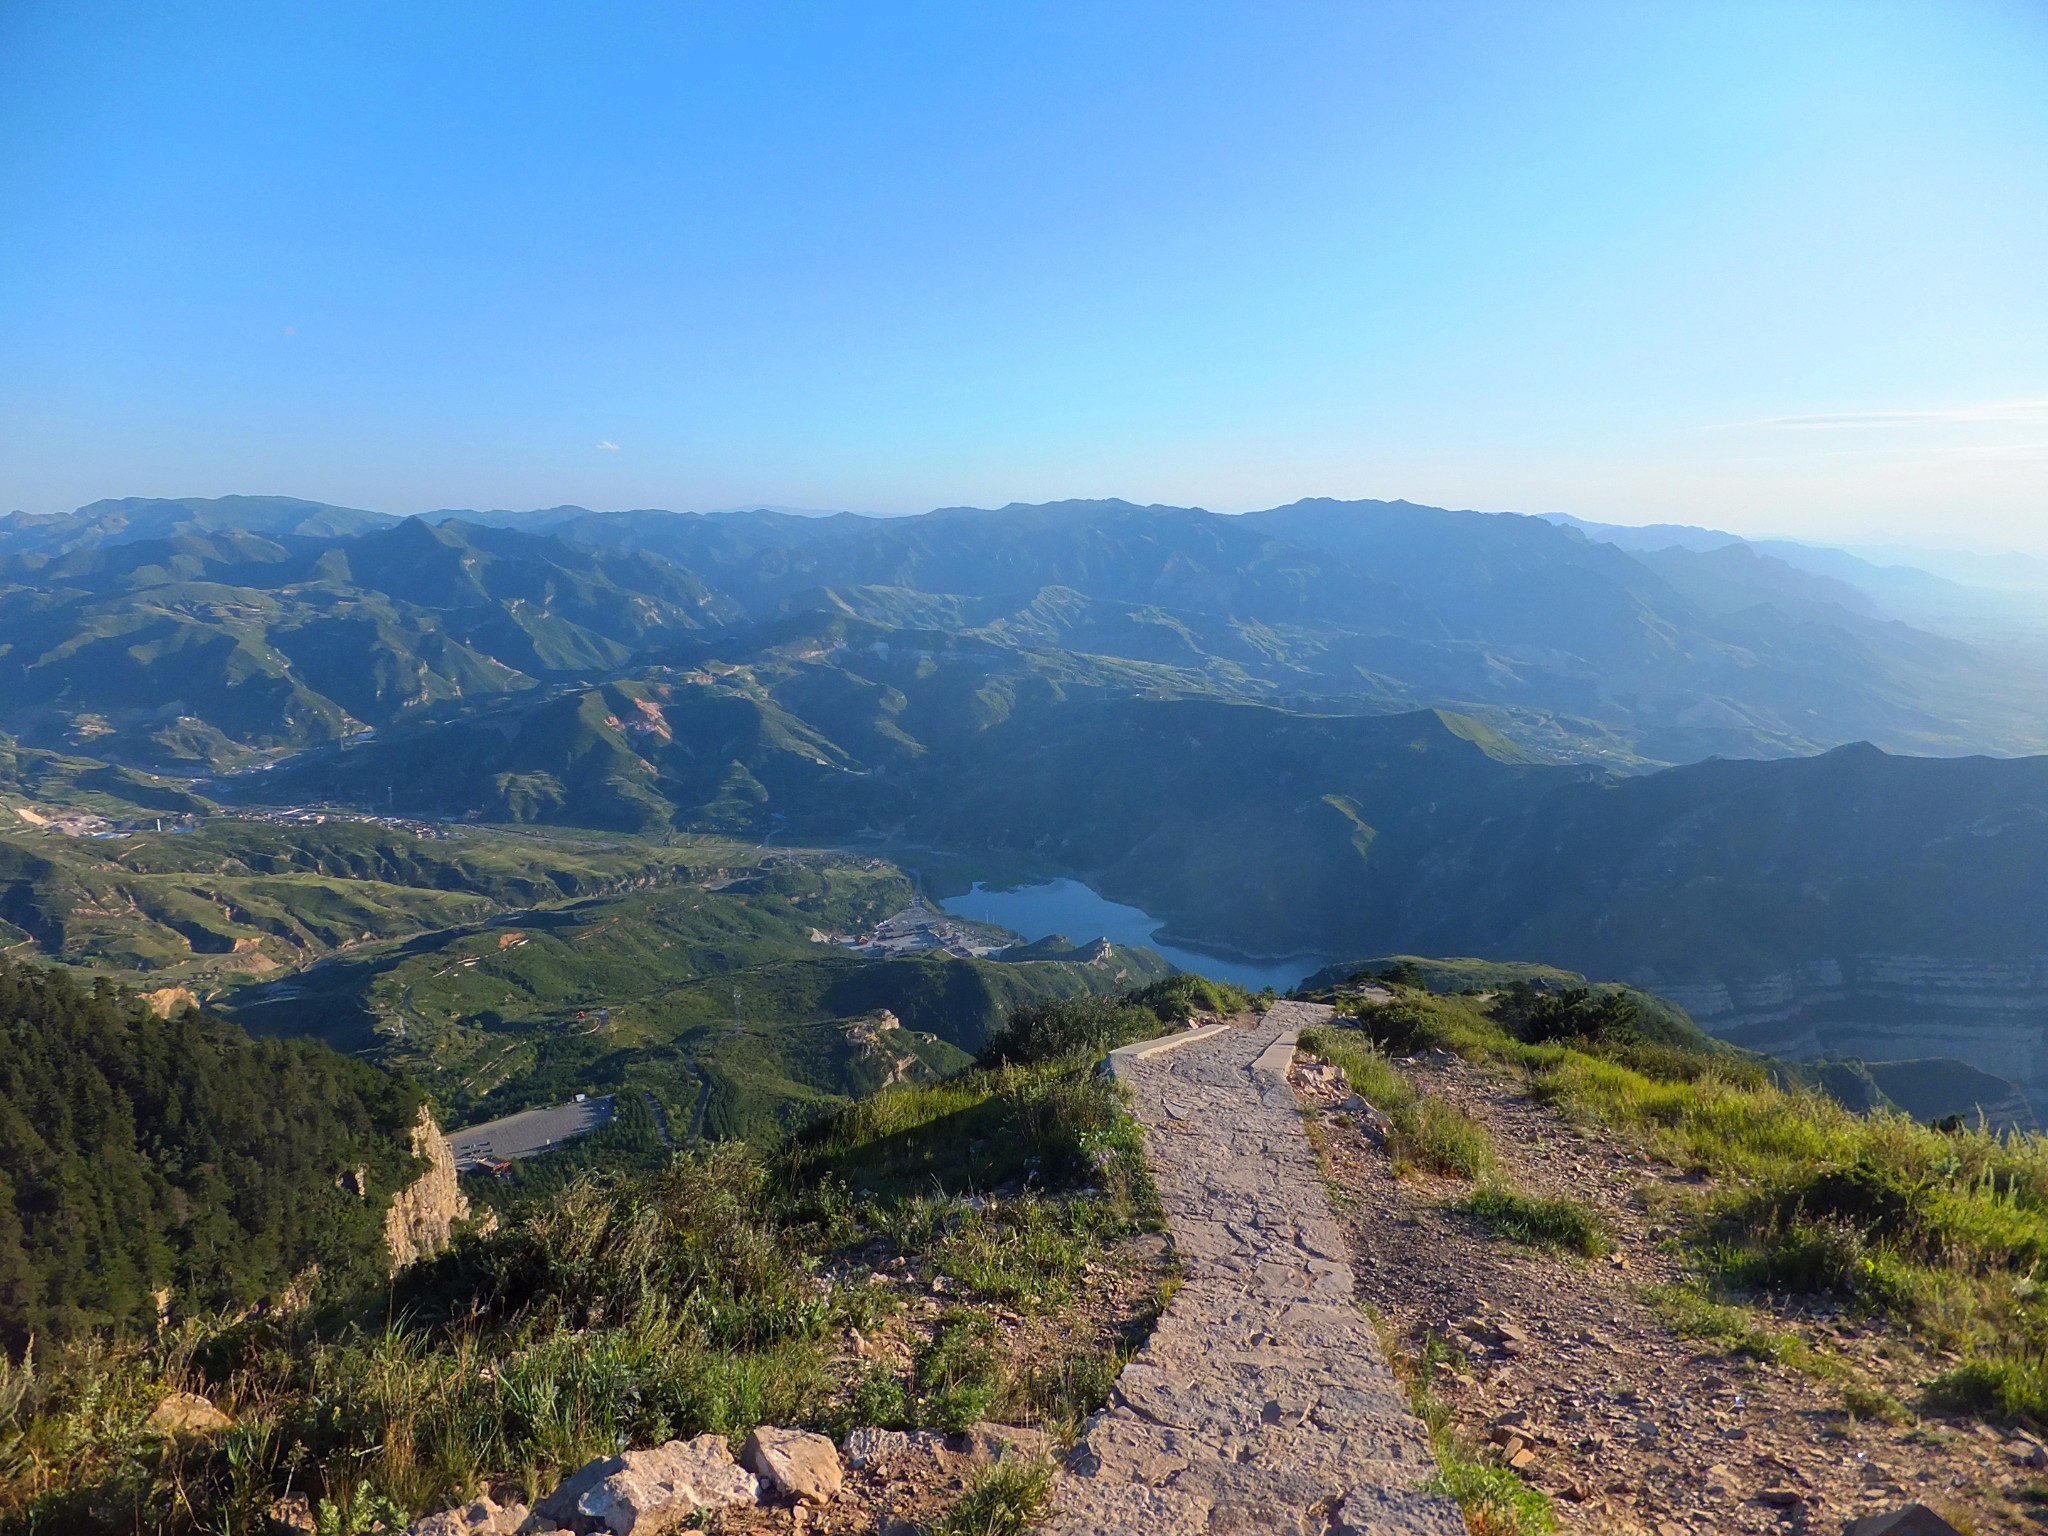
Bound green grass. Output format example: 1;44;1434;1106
1928;1354;2048;1422
915;1311;1007;1431
1412;1099;1498;1181
925;1454;1057;1536
1297;1026;1496;1179
1841;1380;1912;1425
1324;984;2048;1420
1645;1282;1832;1374
931;1197;1127;1313
1458;1187;1610;1257
1313;981;2048;1432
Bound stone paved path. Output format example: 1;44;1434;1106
1042;1001;1465;1536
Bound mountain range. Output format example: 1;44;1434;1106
5;493;2045;774
5;491;2048;1114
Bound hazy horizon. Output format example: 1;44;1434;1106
17;488;2048;570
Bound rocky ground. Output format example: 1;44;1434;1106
347;1421;1056;1536
1294;1048;2048;1536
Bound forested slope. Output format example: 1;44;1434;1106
0;958;423;1342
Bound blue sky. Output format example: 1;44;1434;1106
3;2;2045;548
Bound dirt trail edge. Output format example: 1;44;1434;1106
1042;1001;1464;1536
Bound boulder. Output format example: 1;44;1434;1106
145;1391;233;1438
1293;1061;1349;1096
741;1426;842;1504
841;1426;912;1471
958;1422;1051;1464
1844;1507;1964;1536
535;1436;758;1534
402;1494;533;1535
1336;1094;1393;1147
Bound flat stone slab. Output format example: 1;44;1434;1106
1044;1002;1463;1535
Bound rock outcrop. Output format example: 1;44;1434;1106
533;1435;757;1533
841;1010;923;1086
140;985;201;1018
144;1391;232;1438
741;1426;842;1504
1643;954;2048;1126
384;1103;469;1273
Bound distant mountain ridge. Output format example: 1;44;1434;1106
5;493;2044;771
1541;510;2048;644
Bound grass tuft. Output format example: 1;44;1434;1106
1927;1354;2048;1423
1643;1283;1829;1375
926;1454;1057;1536
1840;1380;1911;1425
1459;1187;1610;1257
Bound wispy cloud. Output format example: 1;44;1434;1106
1718;400;2048;431
595;439;620;451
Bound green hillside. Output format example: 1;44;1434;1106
6;494;2048;1137
0;802;1169;1145
0;816;754;984
0;516;738;770
221;860;1170;1145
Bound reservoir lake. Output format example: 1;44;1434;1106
939;878;1329;993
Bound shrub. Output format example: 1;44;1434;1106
977;996;1159;1066
837;1362;912;1434
977;975;1248;1068
1347;1000;1456;1057
1500;984;1642;1047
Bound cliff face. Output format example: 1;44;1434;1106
1652;956;2048;1030
383;1103;469;1274
842;1009;921;1087
1640;954;2048;1122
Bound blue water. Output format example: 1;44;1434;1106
940;878;1327;993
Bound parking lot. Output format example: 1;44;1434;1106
448;1095;614;1171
